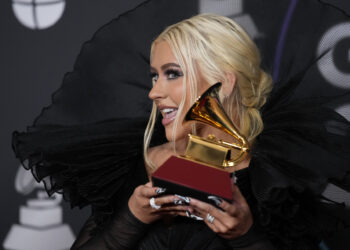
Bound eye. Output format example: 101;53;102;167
150;72;158;83
165;69;183;80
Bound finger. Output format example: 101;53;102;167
138;185;158;198
157;207;193;217
138;185;166;198
190;198;226;220
191;209;229;234
158;210;189;218
207;196;238;216
153;195;190;207
231;182;246;206
191;198;236;230
159;205;193;213
174;211;190;217
218;231;237;240
204;199;239;230
145;181;152;187
184;211;203;221
206;193;253;234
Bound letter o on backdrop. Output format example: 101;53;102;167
12;0;66;30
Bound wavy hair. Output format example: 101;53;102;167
144;14;272;170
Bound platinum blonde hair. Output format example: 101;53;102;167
144;14;272;170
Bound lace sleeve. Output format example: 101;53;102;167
74;204;149;250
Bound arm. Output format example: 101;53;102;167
72;182;190;250
70;215;98;249
73;204;149;250
225;223;275;250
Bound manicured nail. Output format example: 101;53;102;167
155;188;166;194
190;214;203;220
230;173;238;184
207;195;223;206
173;199;186;205
185;210;203;220
174;194;190;203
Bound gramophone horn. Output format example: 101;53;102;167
184;82;249;167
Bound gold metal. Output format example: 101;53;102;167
183;82;250;168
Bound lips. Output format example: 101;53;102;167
160;107;178;126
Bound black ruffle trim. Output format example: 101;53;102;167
12;117;148;228
248;69;350;249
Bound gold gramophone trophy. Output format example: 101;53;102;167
152;82;250;202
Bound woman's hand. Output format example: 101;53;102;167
128;182;192;224
188;184;253;239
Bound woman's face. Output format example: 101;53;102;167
149;41;209;142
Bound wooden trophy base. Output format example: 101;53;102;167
152;156;233;204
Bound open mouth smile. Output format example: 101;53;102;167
160;107;178;126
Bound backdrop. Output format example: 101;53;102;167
1;0;349;249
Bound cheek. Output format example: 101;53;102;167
171;81;184;106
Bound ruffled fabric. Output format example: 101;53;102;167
12;71;350;248
249;66;350;248
12;117;149;227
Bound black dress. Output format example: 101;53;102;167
11;1;350;248
12;63;350;249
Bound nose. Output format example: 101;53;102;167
148;80;166;101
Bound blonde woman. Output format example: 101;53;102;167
71;13;350;249
14;13;350;250
70;14;276;249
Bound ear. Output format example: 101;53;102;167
221;72;236;97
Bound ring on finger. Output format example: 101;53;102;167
206;213;215;224
150;197;161;210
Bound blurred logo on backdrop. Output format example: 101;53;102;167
12;0;65;30
317;22;350;121
3;165;75;250
199;0;262;39
317;22;350;89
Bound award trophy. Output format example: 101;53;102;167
152;82;250;203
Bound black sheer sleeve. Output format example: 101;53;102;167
226;223;275;250
70;215;97;249
12;118;149;228
74;204;149;250
225;169;275;250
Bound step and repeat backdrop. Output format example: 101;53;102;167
1;0;349;249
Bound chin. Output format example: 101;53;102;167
165;125;190;143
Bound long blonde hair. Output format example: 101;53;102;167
144;14;272;170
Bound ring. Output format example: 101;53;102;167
206;213;215;224
149;197;161;210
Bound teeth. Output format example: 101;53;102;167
162;108;175;114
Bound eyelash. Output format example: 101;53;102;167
150;68;183;83
165;69;183;79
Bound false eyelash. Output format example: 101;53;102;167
165;69;183;78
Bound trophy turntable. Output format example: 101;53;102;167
152;82;250;203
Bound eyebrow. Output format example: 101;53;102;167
150;63;181;72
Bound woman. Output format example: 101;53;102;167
69;13;275;249
133;12;274;243
13;14;350;249
72;13;350;249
